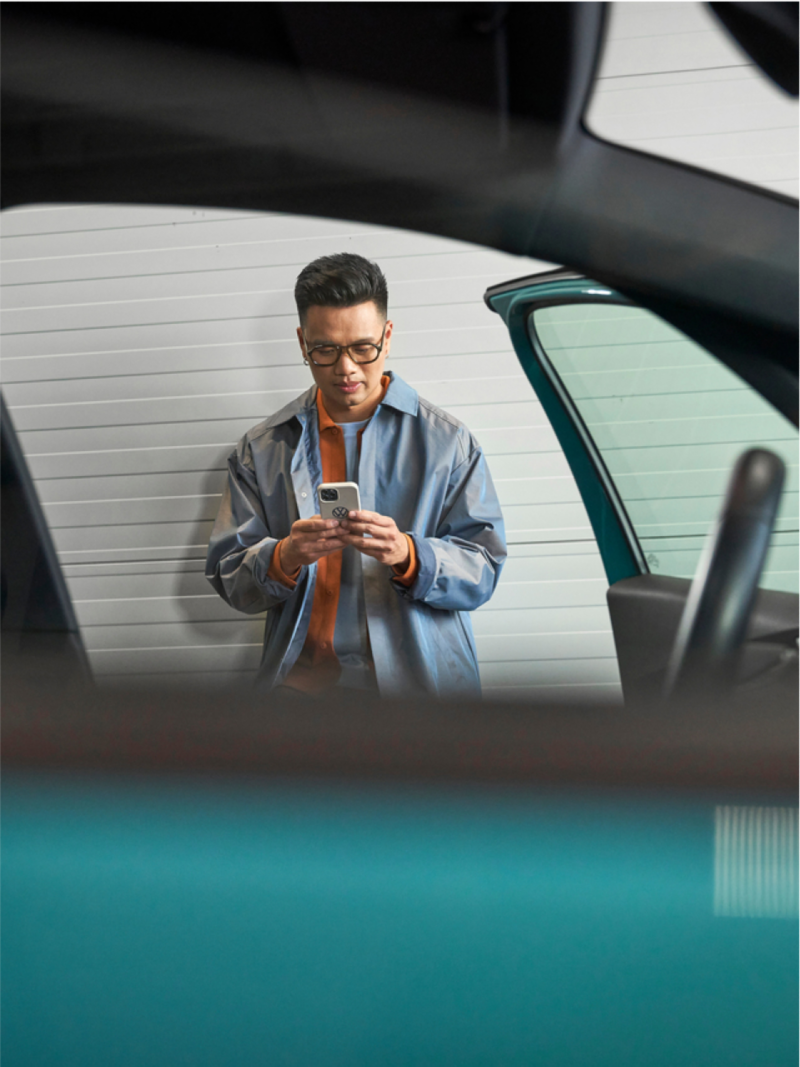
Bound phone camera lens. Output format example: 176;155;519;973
320;488;338;502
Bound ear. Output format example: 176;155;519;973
383;319;393;357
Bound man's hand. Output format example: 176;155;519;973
339;511;410;569
280;516;347;574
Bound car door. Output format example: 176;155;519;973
486;269;798;707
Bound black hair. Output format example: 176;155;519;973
294;253;388;325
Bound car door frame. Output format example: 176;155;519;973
485;268;648;586
485;268;799;707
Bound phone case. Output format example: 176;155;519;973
318;481;361;521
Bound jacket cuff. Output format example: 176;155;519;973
390;534;419;586
392;534;436;600
267;538;301;589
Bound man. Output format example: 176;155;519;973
206;253;506;697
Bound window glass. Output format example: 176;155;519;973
586;2;798;198
5;204;625;704
531;303;798;593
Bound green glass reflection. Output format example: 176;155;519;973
533;304;798;593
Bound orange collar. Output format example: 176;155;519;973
316;374;390;429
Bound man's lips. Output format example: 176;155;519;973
336;382;362;393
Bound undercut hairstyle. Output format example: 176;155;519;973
294;253;388;325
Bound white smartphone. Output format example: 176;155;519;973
318;481;361;522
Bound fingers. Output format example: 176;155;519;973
342;538;383;558
340;512;395;539
339;533;405;567
291;518;344;546
316;525;348;540
294;516;342;534
338;533;371;550
345;510;392;527
283;515;350;568
340;523;374;539
338;526;397;550
337;509;408;567
287;511;403;566
338;536;379;561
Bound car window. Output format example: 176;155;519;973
530;302;798;593
586;1;799;197
4;205;627;704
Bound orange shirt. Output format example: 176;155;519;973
267;377;417;693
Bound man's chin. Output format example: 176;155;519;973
333;390;365;409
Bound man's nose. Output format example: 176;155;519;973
336;351;359;373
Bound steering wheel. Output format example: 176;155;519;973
662;448;785;705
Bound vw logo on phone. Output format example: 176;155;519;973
333;506;349;520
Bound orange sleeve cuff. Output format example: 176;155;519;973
267;538;301;589
391;534;419;587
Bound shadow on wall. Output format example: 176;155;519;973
175;446;266;685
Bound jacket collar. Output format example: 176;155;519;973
380;371;419;416
263;370;418;429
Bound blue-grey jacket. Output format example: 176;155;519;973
205;372;506;696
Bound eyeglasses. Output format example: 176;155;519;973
303;323;387;366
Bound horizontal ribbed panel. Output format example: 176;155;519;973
586;1;799;196
2;205;621;699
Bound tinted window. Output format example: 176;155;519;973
531;302;798;592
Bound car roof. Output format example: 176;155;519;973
2;3;797;418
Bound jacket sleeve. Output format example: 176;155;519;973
205;442;304;613
394;444;506;611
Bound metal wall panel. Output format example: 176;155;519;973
2;205;621;700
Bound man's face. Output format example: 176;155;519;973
297;302;392;423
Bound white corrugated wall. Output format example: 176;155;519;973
1;206;621;700
587;1;799;197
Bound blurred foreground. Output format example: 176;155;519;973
4;663;797;1067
